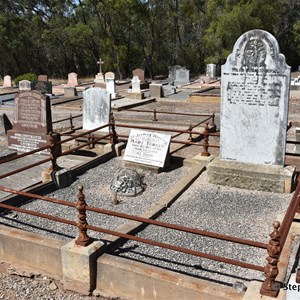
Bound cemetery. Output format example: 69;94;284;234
1;28;300;300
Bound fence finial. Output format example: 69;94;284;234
260;221;281;297
75;184;93;247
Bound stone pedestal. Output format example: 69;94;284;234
149;84;162;98
207;157;295;193
64;87;77;97
61;240;104;295
127;92;145;100
94;73;104;83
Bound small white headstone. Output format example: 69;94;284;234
206;64;216;78
3;75;12;87
131;76;141;93
83;87;111;132
19;80;31;91
124;129;171;168
105;72;116;98
220;29;291;166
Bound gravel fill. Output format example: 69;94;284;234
113;171;292;288
0;157;190;242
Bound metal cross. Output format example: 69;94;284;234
97;58;104;74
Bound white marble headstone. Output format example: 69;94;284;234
3;75;12;87
131;76;141;93
105;72;116;98
19;80;31;91
124;129;171;167
221;29;291;166
206;64;216;78
83;87;111;132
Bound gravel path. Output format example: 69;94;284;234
113;170;292;288
0;157;190;241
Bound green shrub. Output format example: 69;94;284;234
15;73;37;85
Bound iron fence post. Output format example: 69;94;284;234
75;184;93;247
200;123;210;156
49;132;59;171
69;113;74;130
110;112;118;144
153;108;158;122
188;123;193;141
260;221;281;297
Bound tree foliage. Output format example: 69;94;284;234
0;0;299;80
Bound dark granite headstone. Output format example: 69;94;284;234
7;90;59;154
0;113;12;134
31;80;53;94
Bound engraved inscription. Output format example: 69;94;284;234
9;133;48;153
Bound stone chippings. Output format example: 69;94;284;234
0;157;190;241
113;171;292;288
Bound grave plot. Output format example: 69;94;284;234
113;170;292;287
0;157;191;241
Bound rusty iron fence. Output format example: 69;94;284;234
0;181;299;298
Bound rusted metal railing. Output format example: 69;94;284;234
52;113;82;131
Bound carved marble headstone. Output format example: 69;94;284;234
67;72;78;86
19;80;31;91
132;68;145;82
105;72;116;98
3;75;12;87
83;87;111;133
174;67;190;86
7;91;55;153
221;29;291;166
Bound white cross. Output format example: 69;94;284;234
97;58;104;73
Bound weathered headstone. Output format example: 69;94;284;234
174;67;190;86
168;65;181;84
67;72;78;86
206;64;216;78
83;87;111;132
132;68;145;82
19;80;31;91
123;129;171;170
208;29;294;193
105;72;117;98
64;86;77;97
3;75;12;87
31;81;53;94
220;30;290;166
38;75;48;81
149;84;162;98
7;90;59;153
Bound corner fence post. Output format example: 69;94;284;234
260;221;281;297
211;113;216;130
200;123;210;156
75;184;93;247
110;112;118;144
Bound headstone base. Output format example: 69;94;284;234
127;92;145;100
207;157;295;193
149;84;162;98
64;87;77;97
124;161;164;174
94;73;104;83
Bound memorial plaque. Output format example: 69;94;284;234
12;91;52;133
220;29;291;166
31;80;53;94
19;80;31;91
124;129;171;167
83;87;111;132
